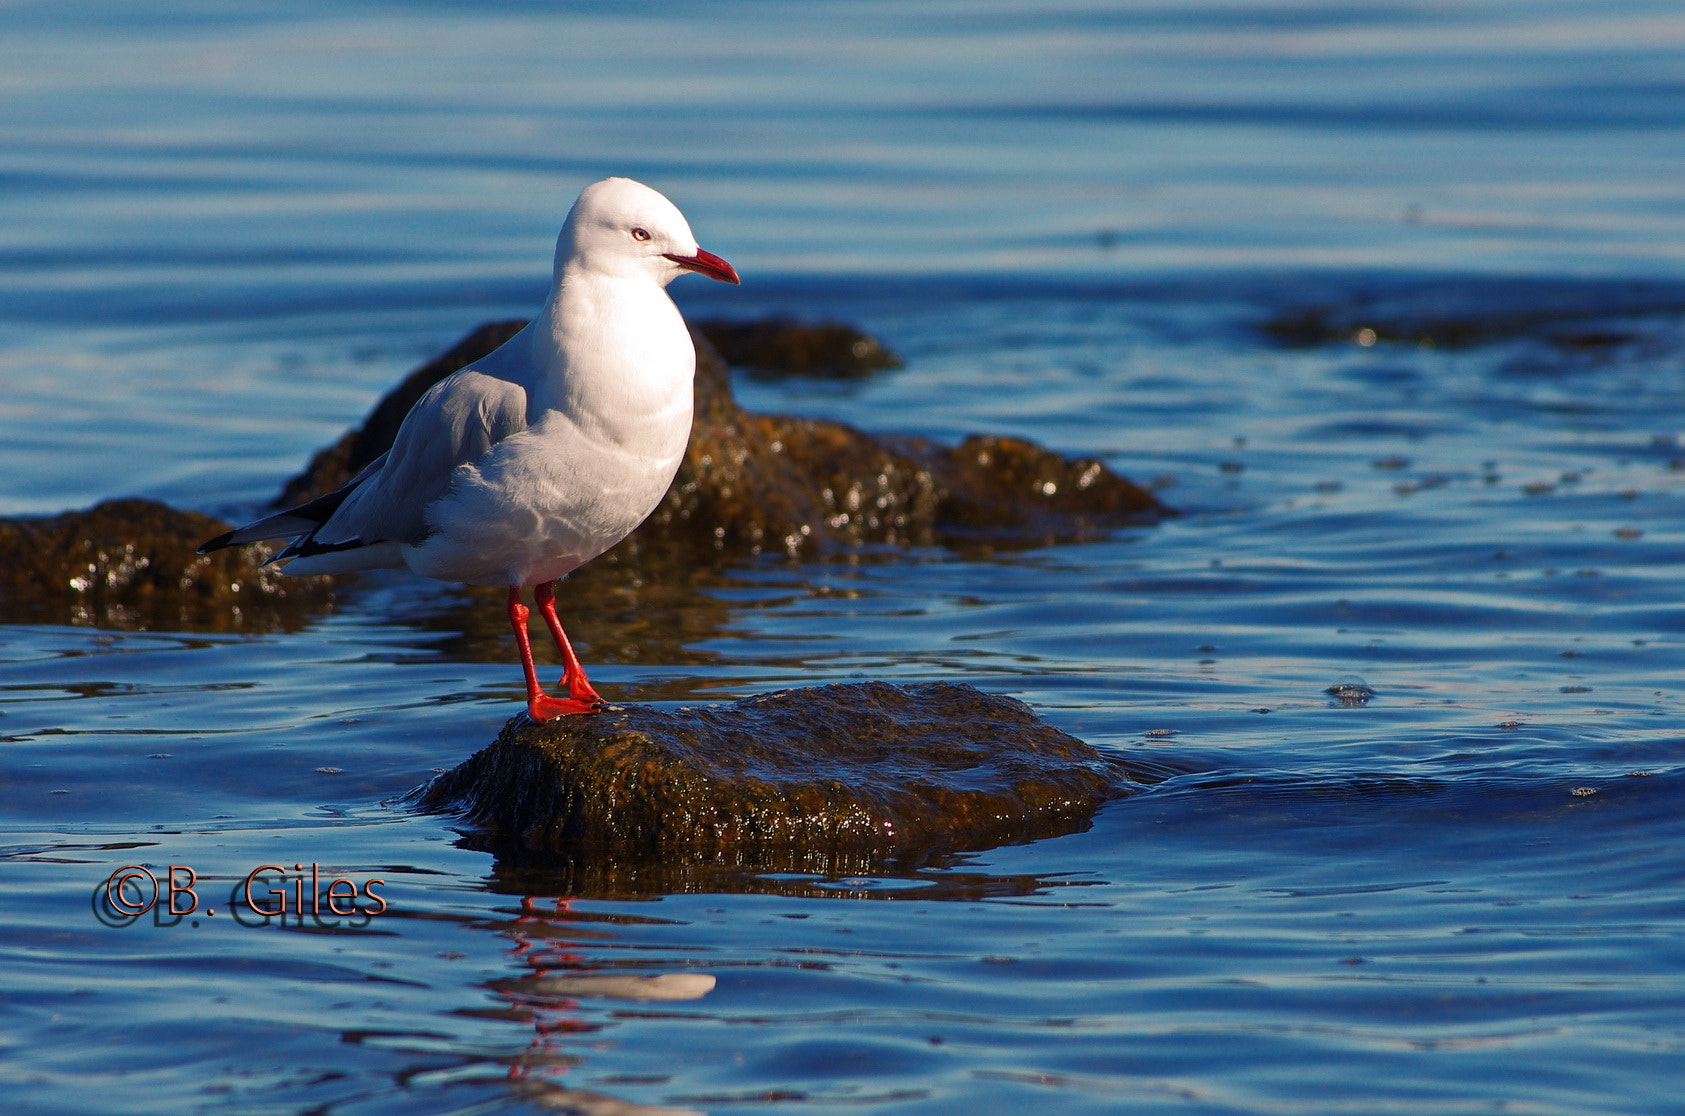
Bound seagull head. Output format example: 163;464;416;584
555;177;740;287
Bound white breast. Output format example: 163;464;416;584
403;273;697;588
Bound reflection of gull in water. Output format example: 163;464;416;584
527;972;716;1001
501;972;713;1115
507;1079;704;1116
495;897;716;1111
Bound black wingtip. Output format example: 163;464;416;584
197;530;236;555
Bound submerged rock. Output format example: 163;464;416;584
1260;304;1649;352
0;498;329;630
1257;278;1685;353
696;317;902;378
280;319;1168;556
415;681;1139;873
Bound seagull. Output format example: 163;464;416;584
199;177;740;721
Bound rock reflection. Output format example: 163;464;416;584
480;853;1110;903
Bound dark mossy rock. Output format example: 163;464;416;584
1259;304;1578;350
279;319;1168;556
0;498;330;631
1256;279;1685;353
696;317;901;378
414;682;1140;874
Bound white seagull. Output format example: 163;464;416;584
200;177;740;720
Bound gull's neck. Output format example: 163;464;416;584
527;263;695;437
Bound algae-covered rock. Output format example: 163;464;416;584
415;682;1138;873
279;319;1168;556
3;314;1161;632
697;317;902;378
0;498;330;630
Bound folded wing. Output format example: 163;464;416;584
199;366;531;569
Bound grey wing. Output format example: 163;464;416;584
308;368;530;548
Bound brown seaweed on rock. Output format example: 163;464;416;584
0;498;330;631
3;316;1163;634
413;681;1147;886
279;319;1168;562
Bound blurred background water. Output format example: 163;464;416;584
3;1;1685;1113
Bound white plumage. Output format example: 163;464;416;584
201;177;740;720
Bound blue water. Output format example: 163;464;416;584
4;2;1685;1112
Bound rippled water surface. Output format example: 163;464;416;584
4;2;1685;1113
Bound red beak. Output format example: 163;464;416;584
664;247;741;285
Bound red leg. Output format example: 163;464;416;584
533;580;604;706
507;587;600;721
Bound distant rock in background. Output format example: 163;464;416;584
280;319;1168;559
415;681;1149;883
1257;277;1685;354
696;317;902;379
0;498;329;630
